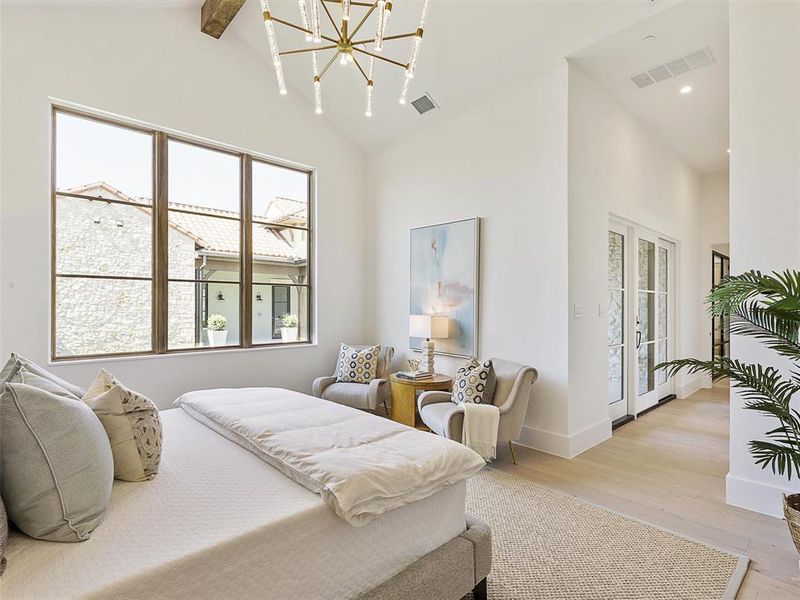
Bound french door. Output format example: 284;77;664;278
608;222;676;420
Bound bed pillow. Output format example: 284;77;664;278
452;358;496;405
0;353;85;398
0;495;7;576
83;370;162;482
0;382;113;542
336;344;381;384
17;366;80;400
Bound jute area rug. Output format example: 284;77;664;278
464;468;749;600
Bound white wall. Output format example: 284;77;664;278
566;63;707;455
0;6;367;409
727;0;800;517
366;67;571;445
697;171;730;366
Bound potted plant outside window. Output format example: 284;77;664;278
657;270;800;556
206;313;228;347
280;313;299;342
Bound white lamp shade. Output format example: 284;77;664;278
409;315;449;339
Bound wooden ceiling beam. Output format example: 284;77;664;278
201;0;247;39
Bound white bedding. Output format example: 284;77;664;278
176;387;485;526
3;409;468;600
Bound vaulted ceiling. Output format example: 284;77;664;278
225;0;679;151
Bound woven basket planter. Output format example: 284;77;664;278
784;493;800;555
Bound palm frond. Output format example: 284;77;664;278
749;439;800;480
708;270;800;317
730;300;800;360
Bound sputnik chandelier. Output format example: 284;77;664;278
257;0;429;116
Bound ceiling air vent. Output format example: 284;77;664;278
629;47;716;89
411;93;438;115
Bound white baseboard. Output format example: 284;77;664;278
726;472;798;518
677;374;710;399
517;418;611;459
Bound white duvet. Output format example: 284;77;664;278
176;387;485;526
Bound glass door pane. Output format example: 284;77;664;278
637;239;656;397
608;228;627;420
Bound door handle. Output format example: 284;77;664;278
635;316;642;349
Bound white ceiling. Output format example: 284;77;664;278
225;0;681;152
570;0;729;173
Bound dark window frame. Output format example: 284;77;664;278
51;105;314;361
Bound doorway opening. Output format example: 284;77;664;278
711;251;730;359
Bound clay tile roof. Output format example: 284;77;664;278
264;197;307;225
65;183;305;262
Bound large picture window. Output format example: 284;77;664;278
52;107;313;360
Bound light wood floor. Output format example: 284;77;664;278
496;382;799;599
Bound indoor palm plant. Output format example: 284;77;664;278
657;270;800;554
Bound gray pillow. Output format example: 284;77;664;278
0;353;85;398
17;366;80;400
0;495;7;575
0;382;113;542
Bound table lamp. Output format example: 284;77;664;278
409;315;449;374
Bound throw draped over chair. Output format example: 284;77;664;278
312;346;395;413
417;358;538;464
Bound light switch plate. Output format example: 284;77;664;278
574;304;584;318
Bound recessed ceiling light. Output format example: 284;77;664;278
727;148;731;154
680;85;693;94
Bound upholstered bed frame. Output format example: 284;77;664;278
361;515;492;600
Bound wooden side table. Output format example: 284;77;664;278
390;373;453;429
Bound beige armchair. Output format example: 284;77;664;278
417;358;538;464
312;345;395;413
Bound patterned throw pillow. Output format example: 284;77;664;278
82;370;162;482
336;344;381;384
452;358;497;405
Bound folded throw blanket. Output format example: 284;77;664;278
462;403;500;461
175;387;485;526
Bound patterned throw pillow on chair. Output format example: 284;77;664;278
336;344;381;384
453;358;497;405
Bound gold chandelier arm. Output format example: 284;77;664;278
318;52;340;80
350;31;415;46
270;14;339;44
321;0;373;6
351;53;370;84
319;0;342;39
280;44;338;56
347;2;378;41
352;46;407;69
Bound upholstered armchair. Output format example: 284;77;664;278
417;358;538;464
312;346;395;413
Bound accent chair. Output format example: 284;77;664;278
312;345;395;413
417;358;538;464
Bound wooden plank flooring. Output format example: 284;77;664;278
496;383;799;599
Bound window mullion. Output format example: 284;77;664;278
153;131;169;354
241;154;253;348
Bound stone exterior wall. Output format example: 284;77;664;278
55;194;307;356
55;196;196;355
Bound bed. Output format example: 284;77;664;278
4;403;491;599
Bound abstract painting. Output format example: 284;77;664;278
410;218;480;357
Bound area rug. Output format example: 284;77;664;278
464;468;749;600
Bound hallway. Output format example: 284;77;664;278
499;383;798;598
